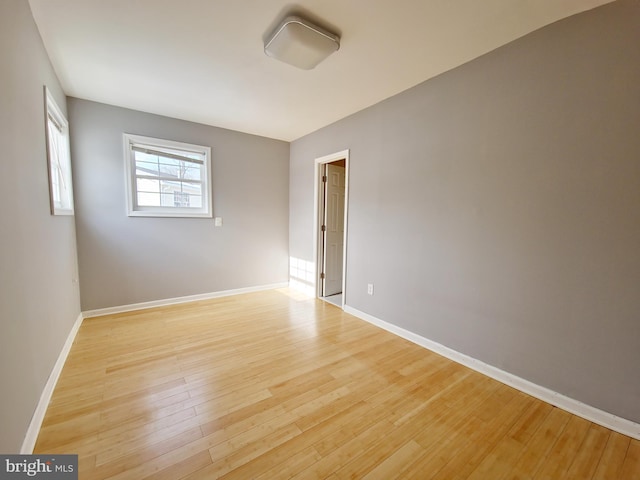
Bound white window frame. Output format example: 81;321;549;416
123;133;213;218
45;87;74;215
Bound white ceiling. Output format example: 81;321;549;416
29;0;613;142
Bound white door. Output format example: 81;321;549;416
322;163;346;296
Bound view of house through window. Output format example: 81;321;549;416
124;134;212;217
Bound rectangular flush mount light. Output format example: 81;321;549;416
264;16;340;70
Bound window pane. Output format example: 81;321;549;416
159;180;202;196
173;191;190;207
160;192;175;206
157;156;181;168
137;191;160;206
159;180;176;194
137;178;160;194
158;162;182;178
48;125;62;204
135;161;160;176
135;151;160;163
181;180;203;195
155;180;203;209
183;165;202;181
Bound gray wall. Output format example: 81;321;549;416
69;99;289;311
0;0;81;452
290;0;640;422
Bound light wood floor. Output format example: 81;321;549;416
35;289;639;479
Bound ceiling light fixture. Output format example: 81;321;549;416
264;16;340;70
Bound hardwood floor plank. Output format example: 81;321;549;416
399;376;502;477
400;415;486;479
620;439;640;480
564;423;609;479
99;391;192;431
361;439;424;480
189;423;302;479
592;431;631;480
90;427;203;479
251;446;322;480
141;450;211;480
292;419;397;479
207;413;301;464
102;446;211;480
467;436;527;479
502;406;572;480
331;385;476;480
35;412;101;452
532;415;591;480
97;406;198;443
428;389;533;479
233;398;397;478
507;400;554;445
310;399;406;458
32;289;638;479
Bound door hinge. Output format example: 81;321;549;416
320;272;325;279
321;225;326;232
322;175;327;183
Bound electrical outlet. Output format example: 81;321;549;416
214;217;223;227
367;283;374;295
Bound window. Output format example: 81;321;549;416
45;87;74;215
123;134;212;218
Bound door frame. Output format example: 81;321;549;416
313;149;350;308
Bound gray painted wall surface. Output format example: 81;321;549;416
290;0;640;422
69;99;289;310
0;0;81;452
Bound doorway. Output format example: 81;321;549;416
315;150;349;309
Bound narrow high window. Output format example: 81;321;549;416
45;87;73;215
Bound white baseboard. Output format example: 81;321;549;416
344;305;640;441
82;282;289;318
21;312;84;454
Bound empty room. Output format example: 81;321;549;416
1;0;639;478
